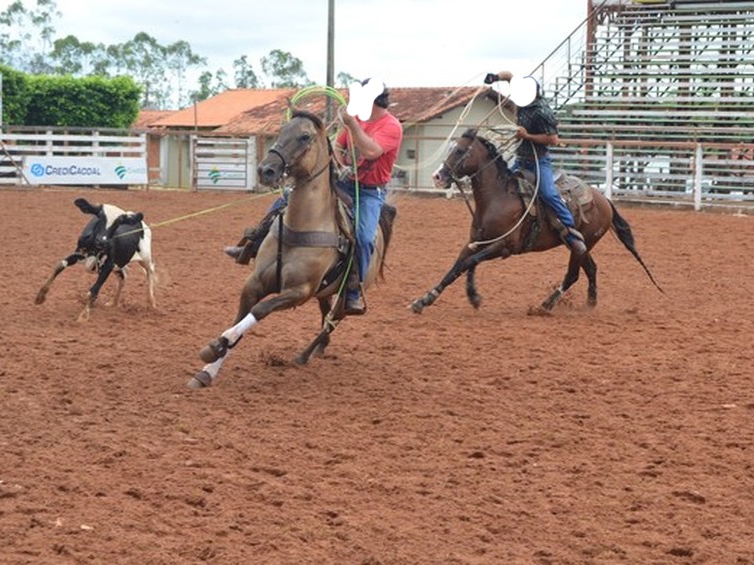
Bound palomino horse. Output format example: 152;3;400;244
189;109;396;388
410;129;662;314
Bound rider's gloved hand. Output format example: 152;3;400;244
484;73;499;85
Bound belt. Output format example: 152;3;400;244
342;178;385;191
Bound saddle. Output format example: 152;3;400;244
514;169;594;249
266;192;395;294
317;199;397;292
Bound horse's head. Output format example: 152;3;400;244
258;109;329;187
432;129;506;189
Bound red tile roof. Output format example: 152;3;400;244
150;89;296;129
132;109;176;130
136;86;488;136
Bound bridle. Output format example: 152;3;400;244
266;115;332;185
443;132;541;251
442;134;503;185
442;134;506;219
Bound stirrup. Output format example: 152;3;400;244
344;294;366;316
236;240;257;264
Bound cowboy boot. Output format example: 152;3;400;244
344;262;366;315
544;208;587;256
565;228;587;256
224;208;280;264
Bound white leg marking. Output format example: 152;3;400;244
202;356;227;380
222;313;258;346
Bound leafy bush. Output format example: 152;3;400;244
1;68;141;128
0;65;30;125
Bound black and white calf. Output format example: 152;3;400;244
35;197;157;321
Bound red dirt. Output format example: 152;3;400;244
1;187;753;564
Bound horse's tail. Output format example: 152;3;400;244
609;201;664;293
378;203;397;279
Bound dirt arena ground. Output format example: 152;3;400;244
1;187;752;564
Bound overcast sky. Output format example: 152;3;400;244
24;0;590;88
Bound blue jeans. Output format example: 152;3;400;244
338;179;385;298
516;155;577;233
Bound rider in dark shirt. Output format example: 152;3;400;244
485;71;587;255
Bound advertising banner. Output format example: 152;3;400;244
23;156;148;185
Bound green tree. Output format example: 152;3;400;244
50;35;101;76
24;74;140;127
260;49;311;88
165;40;206;107
0;0;60;72
336;71;357;88
190;69;228;103
119;32;167;108
0;1;325;109
233;55;260;88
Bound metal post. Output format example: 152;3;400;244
604;142;614;199
694;143;703;211
326;0;335;123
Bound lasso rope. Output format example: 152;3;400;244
467;140;541;250
443;76;543;251
108;191;277;240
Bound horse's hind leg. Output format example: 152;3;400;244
538;253;584;312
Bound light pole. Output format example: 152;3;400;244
326;0;335;122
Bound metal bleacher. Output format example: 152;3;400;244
532;0;754;209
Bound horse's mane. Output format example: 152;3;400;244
461;128;510;179
291;109;324;130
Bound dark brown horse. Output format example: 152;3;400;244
410;129;662;314
189;109;395;388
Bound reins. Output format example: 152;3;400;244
450;136;541;251
267;127;332;186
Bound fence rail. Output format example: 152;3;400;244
0;130;147;186
551;139;754;210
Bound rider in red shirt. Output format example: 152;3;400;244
225;79;403;315
334;79;403;314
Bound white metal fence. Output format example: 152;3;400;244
191;136;256;191
551;140;754;210
0;129;147;186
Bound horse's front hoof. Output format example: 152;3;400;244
527;305;553;317
199;337;228;363
468;295;482;310
409;299;424;314
187;371;212;388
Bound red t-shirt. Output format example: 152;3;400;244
337;112;403;186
